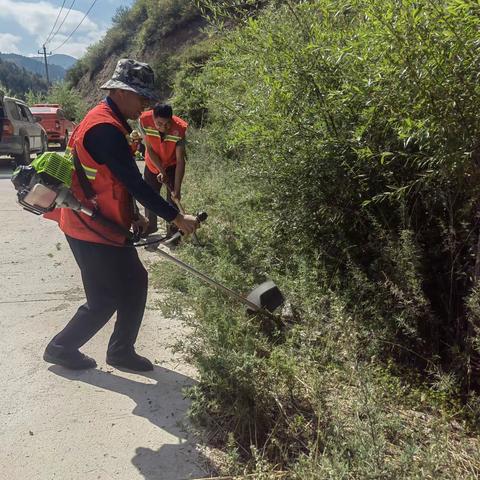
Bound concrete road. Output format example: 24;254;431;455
0;162;206;479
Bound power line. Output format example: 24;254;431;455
51;0;98;53
46;0;77;47
44;0;67;46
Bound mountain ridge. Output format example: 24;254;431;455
31;53;77;70
0;53;76;81
0;57;48;97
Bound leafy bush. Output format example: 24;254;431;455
172;37;218;126
154;0;480;476
154;132;480;476
185;0;480;373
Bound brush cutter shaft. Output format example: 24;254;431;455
155;248;261;311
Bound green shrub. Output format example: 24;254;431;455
152;128;480;477
24;82;86;123
173;37;218;127
27;83;87;122
184;0;480;372
153;0;480;476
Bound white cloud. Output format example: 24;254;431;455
0;33;22;53
0;0;105;56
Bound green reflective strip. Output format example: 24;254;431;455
81;164;97;174
81;163;97;180
164;135;182;142
144;128;160;137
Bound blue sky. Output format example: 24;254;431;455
0;0;135;59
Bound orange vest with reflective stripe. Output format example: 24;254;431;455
56;101;134;246
140;111;187;174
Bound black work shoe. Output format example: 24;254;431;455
43;343;97;370
106;352;154;372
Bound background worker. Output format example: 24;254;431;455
139;104;188;236
130;129;145;160
43;59;198;372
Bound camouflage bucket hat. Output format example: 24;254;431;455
100;59;158;101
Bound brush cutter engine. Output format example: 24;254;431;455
11;152;90;216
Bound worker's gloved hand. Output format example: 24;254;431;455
173;213;199;235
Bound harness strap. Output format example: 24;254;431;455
72;149;96;202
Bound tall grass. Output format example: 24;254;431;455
149;0;480;476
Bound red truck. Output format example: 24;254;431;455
29;104;76;150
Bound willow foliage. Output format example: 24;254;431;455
178;0;480;375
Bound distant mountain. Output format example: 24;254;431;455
0;53;67;81
0;57;48;97
32;54;77;70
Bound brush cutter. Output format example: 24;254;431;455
145;226;285;316
11;151;286;318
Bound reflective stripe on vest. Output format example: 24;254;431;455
81;164;97;180
64;146;73;160
144;127;160;138
164;135;182;142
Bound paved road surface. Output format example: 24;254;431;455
0;161;206;480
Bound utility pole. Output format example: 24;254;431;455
38;44;51;85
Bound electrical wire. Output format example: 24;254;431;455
44;0;67;46
50;0;98;53
46;0;77;47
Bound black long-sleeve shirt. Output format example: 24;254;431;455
83;97;178;222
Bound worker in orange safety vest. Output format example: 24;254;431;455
42;59;199;372
139;104;188;236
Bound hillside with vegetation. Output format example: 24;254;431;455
0;58;48;98
67;0;206;105
70;0;480;477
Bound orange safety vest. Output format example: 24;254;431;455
45;101;134;246
140;111;187;174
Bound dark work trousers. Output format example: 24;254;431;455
52;235;148;356
143;164;176;233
